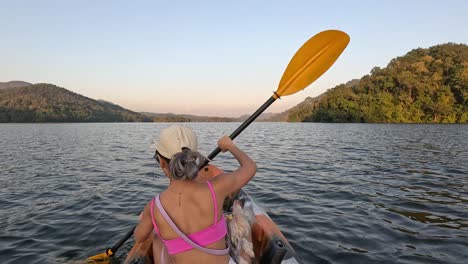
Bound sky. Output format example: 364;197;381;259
1;0;467;117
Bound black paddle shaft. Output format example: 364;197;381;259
202;95;277;166
109;226;136;255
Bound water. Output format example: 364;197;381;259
0;123;467;264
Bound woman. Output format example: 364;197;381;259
133;125;256;263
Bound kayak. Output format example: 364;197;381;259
124;188;300;264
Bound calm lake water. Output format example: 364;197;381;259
0;123;467;264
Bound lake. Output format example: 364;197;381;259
0;123;467;264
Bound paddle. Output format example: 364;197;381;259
204;30;350;163
87;29;349;263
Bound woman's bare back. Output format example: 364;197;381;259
152;180;229;263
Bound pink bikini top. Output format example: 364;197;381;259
150;181;229;255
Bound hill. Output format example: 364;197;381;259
286;43;468;123
141;112;282;122
237;112;282;122
141;112;237;122
0;83;151;122
0;81;32;90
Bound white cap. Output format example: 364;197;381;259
155;125;198;159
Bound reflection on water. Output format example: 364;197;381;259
338;244;369;254
0;123;467;264
386;207;466;228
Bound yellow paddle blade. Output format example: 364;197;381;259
276;30;350;97
86;252;111;263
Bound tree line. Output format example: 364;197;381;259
287;43;467;123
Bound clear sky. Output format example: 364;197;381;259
1;0;467;117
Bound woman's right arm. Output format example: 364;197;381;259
134;203;153;243
211;135;257;197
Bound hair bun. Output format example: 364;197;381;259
169;148;206;181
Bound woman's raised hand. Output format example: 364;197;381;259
217;135;235;152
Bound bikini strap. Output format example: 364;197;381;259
150;197;161;236
206;181;218;224
155;195;229;256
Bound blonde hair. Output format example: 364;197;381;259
169;147;206;181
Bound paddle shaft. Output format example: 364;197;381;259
109;226;136;255
203;95;277;166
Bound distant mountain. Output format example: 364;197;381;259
261;111;289;122
237;112;283;122
97;99;118;106
0;81;32;90
0;83;151;122
141;112;286;122
285;43;468;123
141;112;237;122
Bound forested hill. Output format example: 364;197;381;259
0;83;150;122
287;43;468;123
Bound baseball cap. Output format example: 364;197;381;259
154;125;198;159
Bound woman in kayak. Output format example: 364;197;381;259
133;125;256;263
